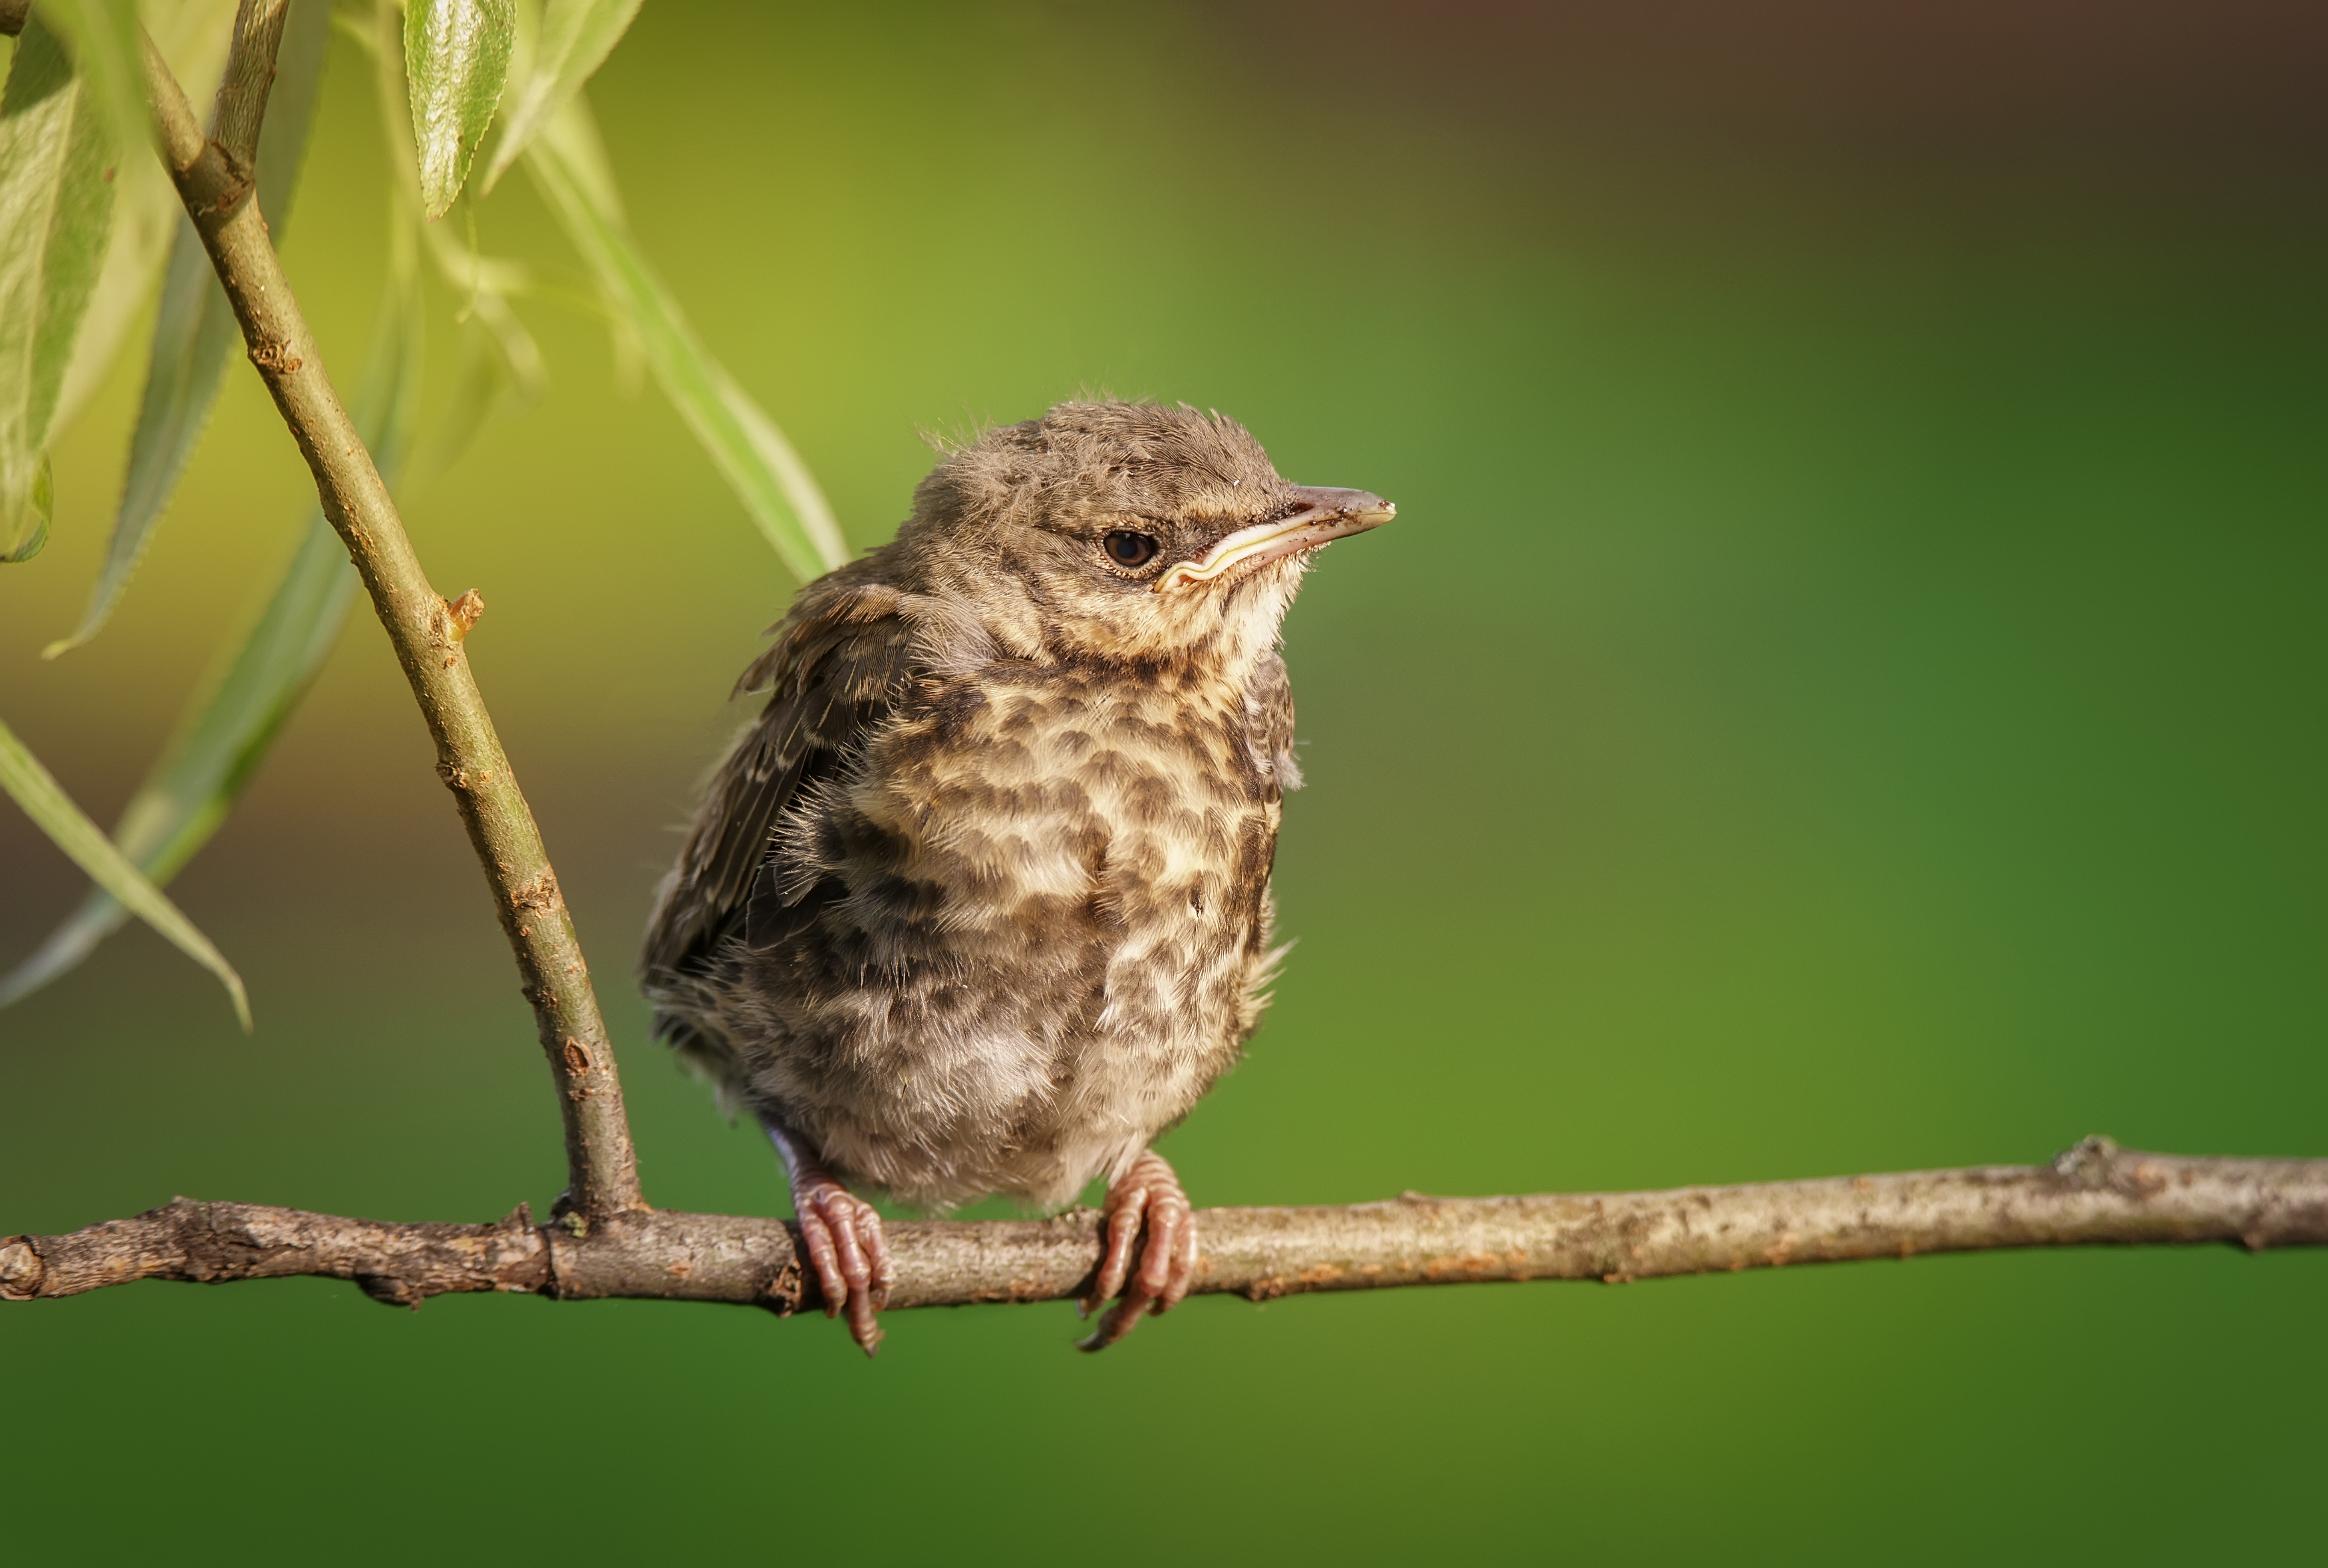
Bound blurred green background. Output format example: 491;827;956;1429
4;1;2324;1559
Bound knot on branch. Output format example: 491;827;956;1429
2048;1134;2176;1200
357;1273;425;1307
510;871;559;913
2050;1134;2212;1215
444;590;486;642
247;337;303;375
2051;1135;2124;1188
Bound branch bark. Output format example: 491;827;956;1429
207;0;285;181
134;2;643;1220
7;1140;2324;1318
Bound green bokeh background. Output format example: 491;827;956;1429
4;3;2323;1559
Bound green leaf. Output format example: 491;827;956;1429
405;0;515;219
478;0;640;195
49;156;184;443
0;16;118;561
527;96;849;582
44;0;339;656
49;0;248;444
359;0;543;495
2;453;53;563
0;714;250;1029
0;229;425;1014
32;0;142;164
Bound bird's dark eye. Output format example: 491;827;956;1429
1103;530;1159;569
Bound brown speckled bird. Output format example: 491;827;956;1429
641;400;1391;1353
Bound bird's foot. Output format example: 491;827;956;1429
793;1176;893;1356
768;1124;893;1357
1078;1148;1199;1352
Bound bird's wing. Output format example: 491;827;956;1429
641;578;914;986
1246;648;1302;792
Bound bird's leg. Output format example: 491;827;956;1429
1078;1148;1200;1352
766;1123;893;1357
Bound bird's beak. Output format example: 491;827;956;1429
1153;487;1395;592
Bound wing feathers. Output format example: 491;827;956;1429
643;580;913;983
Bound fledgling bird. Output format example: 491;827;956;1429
641;400;1391;1354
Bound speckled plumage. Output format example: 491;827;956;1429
641;400;1387;1347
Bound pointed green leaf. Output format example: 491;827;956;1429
45;0;339;656
368;0;549;487
49;156;183;443
32;0;142;165
49;0;248;444
405;0;514;219
0;235;424;1013
478;0;640;194
0;16;118;561
0;715;249;1029
526;97;848;581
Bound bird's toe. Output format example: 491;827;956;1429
797;1180;892;1356
1078;1150;1197;1352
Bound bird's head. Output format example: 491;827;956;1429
895;401;1392;671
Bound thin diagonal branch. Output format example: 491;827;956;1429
7;1141;2325;1318
134;3;643;1218
208;0;285;182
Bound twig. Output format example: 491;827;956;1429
6;1140;2324;1317
135;1;643;1219
206;0;285;188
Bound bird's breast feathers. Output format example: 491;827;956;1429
813;650;1284;983
734;643;1288;1208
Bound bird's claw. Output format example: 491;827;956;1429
794;1178;894;1357
1078;1150;1198;1351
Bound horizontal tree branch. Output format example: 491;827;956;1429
7;1139;2323;1321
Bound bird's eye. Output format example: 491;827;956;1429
1103;530;1159;569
